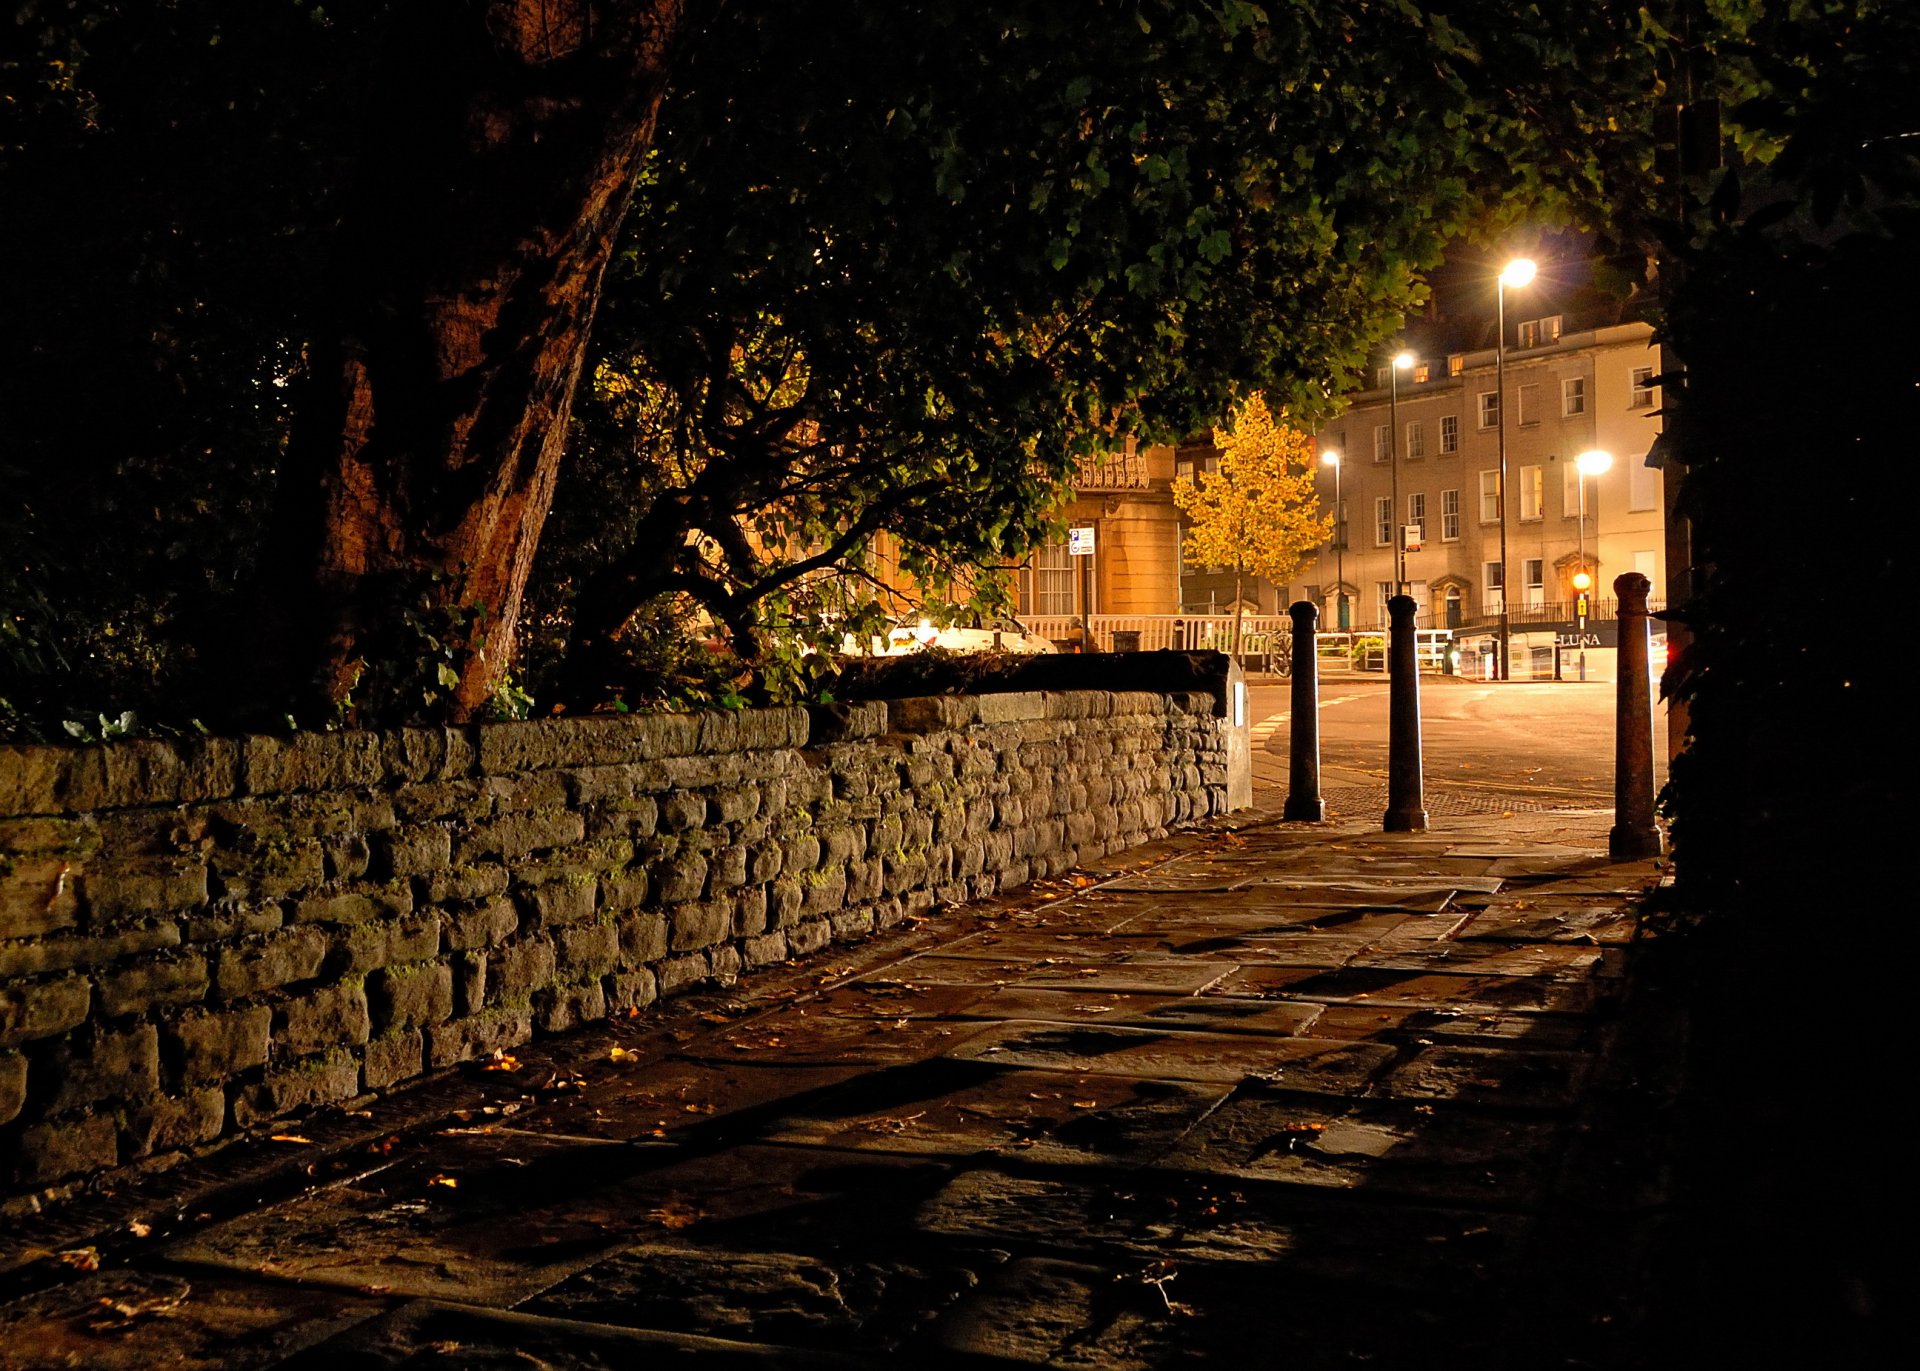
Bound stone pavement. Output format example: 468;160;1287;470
0;794;1668;1369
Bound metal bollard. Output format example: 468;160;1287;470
1609;573;1665;859
1384;595;1428;832
1283;601;1325;821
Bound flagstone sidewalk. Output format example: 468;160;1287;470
0;801;1668;1370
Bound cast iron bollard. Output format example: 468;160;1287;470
1283;601;1325;821
1610;572;1665;859
1384;595;1428;832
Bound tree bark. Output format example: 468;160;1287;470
262;0;694;723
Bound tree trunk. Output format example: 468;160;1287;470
260;0;693;723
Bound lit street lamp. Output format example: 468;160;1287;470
1492;258;1535;679
1574;448;1613;682
1388;350;1415;597
1320;450;1344;630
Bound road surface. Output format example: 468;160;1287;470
1247;674;1669;818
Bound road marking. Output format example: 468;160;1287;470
1250;695;1367;740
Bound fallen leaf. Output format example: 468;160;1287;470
126;1221;152;1239
648;1200;704;1230
480;1053;521;1073
608;1046;640;1063
56;1248;101;1272
1071;1101;1100;1110
427;1174;458;1189
269;1134;313;1145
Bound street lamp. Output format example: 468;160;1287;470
1320;450;1344;630
1388;350;1415;597
1495;257;1536;680
1574;448;1613;682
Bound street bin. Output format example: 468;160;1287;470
1111;630;1141;653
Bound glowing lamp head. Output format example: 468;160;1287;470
1320;450;1340;469
1572;571;1593;592
1392;351;1416;371
1576;449;1614;476
1499;258;1537;288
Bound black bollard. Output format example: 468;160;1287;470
1283;601;1325;821
1609;573;1665;859
1384;595;1429;832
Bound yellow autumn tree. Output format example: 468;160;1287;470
1171;393;1332;656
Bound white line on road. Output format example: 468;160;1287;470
1250;694;1367;740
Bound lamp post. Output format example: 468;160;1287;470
1320;450;1344;630
1495;257;1535;680
1574;448;1613;682
1388;350;1415;596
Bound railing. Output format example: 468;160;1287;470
1023;614;1292;658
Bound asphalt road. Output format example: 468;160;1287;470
1247;674;1669;815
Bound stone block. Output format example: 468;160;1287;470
452;810;585;864
806;700;888;743
291;885;412;925
1;854;81;939
82;858;208;922
13;1113;120;1184
277;981;372;1056
182;903;283;944
1;1050;25;1124
425;1009;531;1069
421;863;510;904
602;870;650;911
368;962;454;1032
708;787;760;827
0;975;90;1048
167;1005;272;1084
376;825;454;879
732;885;769;938
380;727;475;784
232;1051;362;1129
491;937;557;1002
669;901;730;954
708;844;749;892
787;918;831;956
534;980;606;1034
555;923;619;979
445;899;519;952
335;913;443;974
241;731;385;796
45;1023;160;1112
522;878;598;927
362;1029;425;1089
3;737;239;817
454;953;486;1016
209;840;327;903
124;1087;226;1157
94;954;209;1018
740;932;790;968
605;968;658;1012
889;696;978;733
476;714;702;774
708;944;741;985
322;832;372;882
617;912;667;966
769;877;805;928
659;792;706;834
652;852;708;904
653;953;711;997
746;841;784;884
830;906;875;941
213;927;328;999
800;869;848;918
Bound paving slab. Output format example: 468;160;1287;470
946;1020;1396;1091
1209;963;1604;1014
1375;1043;1593;1110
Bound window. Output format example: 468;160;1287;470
1484;561;1504;612
1562;377;1587;416
1519;316;1562;348
1439;414;1459;453
1406;421;1425;459
1412;362;1431;383
1524;558;1545;608
1519;464;1544;520
1631;453;1660;512
1478;391;1499;429
1175;457;1195;483
1441;489;1461;541
1377;581;1395;621
1374;366;1391;388
1479;470;1502;521
1630;367;1655;408
1375;497;1393;545
1407;493;1426;540
1447;354;1465;378
1373;425;1391;463
1518;382;1540;425
1563;459;1582;515
1331;499;1349;548
1034;541;1075;614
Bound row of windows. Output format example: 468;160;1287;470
1369;319;1581;389
1361;457;1656;546
1360;369;1658;462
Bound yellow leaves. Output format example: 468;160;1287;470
608;1046;641;1064
1173;392;1331;585
480;1052;521;1073
427;1174;459;1189
268;1134;313;1145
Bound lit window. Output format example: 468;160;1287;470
1441;489;1461;541
1406;492;1426;540
1518;320;1539;350
1630;367;1655;408
1440;415;1460;453
1412;362;1431;383
1519;464;1544;520
1563;377;1587;416
1447;354;1465;377
1478;392;1499;429
1479;470;1502;521
1035;541;1074;614
1524;558;1545;607
1406;421;1424;459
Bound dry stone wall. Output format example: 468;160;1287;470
1;685;1237;1198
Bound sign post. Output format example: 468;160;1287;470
1070;526;1096;652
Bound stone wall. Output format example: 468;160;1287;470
1;681;1242;1198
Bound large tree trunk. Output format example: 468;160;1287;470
262;0;693;723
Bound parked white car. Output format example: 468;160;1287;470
847;615;1060;657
